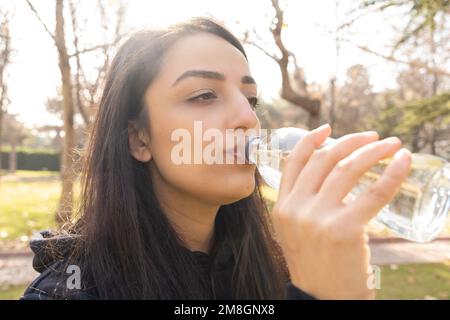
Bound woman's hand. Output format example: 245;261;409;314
272;124;412;300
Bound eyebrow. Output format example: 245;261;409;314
171;70;257;87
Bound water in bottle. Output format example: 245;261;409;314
246;127;450;243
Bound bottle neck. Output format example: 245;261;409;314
245;130;336;164
245;136;262;165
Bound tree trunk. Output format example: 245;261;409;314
8;138;16;173
270;0;321;130
55;0;75;224
278;60;321;128
0;12;11;182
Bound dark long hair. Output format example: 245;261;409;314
69;17;288;299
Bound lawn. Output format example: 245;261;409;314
377;263;450;300
0;171;80;247
0;170;59;178
0;179;60;244
0;285;27;300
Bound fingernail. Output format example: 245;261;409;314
363;131;379;137
384;137;401;144
393;148;411;162
313;123;330;132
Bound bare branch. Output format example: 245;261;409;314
342;39;450;78
68;43;115;58
270;0;289;59
67;0;126;126
245;40;278;61
69;0;89;125
25;0;57;44
337;11;367;31
269;0;321;121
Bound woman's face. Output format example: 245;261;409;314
142;32;260;206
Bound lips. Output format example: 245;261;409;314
224;142;248;164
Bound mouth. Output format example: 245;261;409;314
224;142;249;164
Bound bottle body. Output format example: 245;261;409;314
247;127;450;243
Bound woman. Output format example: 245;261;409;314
21;18;411;300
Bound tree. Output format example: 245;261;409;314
397;61;435;100
1;113;28;172
398;92;450;155
331;64;374;137
243;0;321;129
26;0;125;223
341;0;450;155
68;0;124;128
0;7;12;172
365;89;450;156
364;0;450;51
340;0;450;79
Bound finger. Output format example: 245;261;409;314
291;131;379;198
277;124;331;202
348;148;412;223
318;136;402;205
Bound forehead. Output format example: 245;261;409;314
157;32;251;85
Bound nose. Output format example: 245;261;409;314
226;92;259;132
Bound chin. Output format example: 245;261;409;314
220;170;256;204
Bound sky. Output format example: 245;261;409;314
2;0;410;128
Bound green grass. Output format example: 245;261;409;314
0;170;59;177
0;179;60;242
377;263;450;300
0;285;27;300
0;170;81;246
0;146;59;154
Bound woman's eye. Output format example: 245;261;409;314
187;92;259;109
188;92;217;102
247;96;259;109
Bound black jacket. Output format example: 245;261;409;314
20;230;316;300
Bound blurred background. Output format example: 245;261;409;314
0;0;449;299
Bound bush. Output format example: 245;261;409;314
0;149;60;171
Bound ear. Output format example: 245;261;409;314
128;121;152;162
